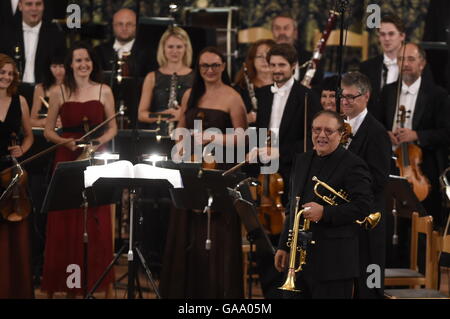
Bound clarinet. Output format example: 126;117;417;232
167;72;179;137
243;63;258;112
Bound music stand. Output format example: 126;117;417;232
229;185;275;299
41;159;119;298
385;175;427;268
86;177;172;299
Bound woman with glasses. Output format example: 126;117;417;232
160;47;248;299
234;39;276;124
137;26;194;137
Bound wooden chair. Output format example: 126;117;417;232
384;230;450;299
313;29;369;61
238;27;273;44
385;212;433;288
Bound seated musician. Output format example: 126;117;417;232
274;110;374;299
30;55;65;127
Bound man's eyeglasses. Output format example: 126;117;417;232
311;127;341;137
339;93;363;103
378;31;400;38
199;63;222;71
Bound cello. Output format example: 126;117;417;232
0;133;31;222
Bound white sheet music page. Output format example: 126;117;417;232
84;160;182;188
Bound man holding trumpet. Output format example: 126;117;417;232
274;110;374;299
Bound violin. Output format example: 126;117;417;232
394;105;430;201
340;121;352;146
0;133;31;222
255;132;284;235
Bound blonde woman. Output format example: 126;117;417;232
137;26;194;134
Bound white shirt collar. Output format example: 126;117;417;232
22;20;42;33
347;108;368;136
402;77;421;95
271;76;295;96
11;0;19;15
383;54;397;66
113;39;135;55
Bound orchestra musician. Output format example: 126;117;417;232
233;39;276;124
137;26;194;134
41;42;117;297
319;75;339;112
0;53;34;298
340;71;391;299
275;110;373;299
379;42;450;228
30;55;65;127
159;47;247;299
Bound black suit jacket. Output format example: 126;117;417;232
255;81;321;182
381;79;450;182
0;21;66;84
279;147;373;281
0;0;21;28
347;112;391;297
360;55;436;122
94;39;157;79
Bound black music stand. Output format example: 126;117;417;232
229;185;275;299
41;159;118;298
86;177;172;299
385;175;427;268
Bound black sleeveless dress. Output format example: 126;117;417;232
159;107;244;299
0;95;34;298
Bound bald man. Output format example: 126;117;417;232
95;8;157;78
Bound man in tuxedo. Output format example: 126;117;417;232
359;14;405;121
0;0;21;28
253;43;320;298
380;42;450;228
340;71;391;298
271;13;323;87
95;8;156;79
0;0;66;84
274;110;373;299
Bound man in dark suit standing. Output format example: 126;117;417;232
0;0;66;85
94;8;157;79
359;14;405;121
275;110;374;299
340;71;391;299
380;42;450;228
271;13;323;88
252;43;320;298
0;0;21;28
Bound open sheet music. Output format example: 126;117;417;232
84;160;183;188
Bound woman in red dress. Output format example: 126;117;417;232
42;42;117;297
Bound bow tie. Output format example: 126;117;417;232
383;58;397;67
23;25;39;34
271;85;287;96
401;86;417;95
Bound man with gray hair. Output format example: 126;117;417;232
341;71;391;299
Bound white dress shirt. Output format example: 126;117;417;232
22;21;42;84
392;77;421;132
345;108;368;148
11;0;19;15
113;38;135;59
383;54;399;85
269;76;295;140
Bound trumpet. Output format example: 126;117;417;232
279;197;314;292
312;176;381;229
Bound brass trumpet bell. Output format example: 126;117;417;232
356;212;381;229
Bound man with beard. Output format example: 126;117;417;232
271;13;323;88
253;42;320;298
95;8;157;78
380;42;450;228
